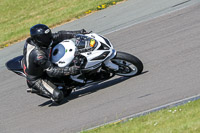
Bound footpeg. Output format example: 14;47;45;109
27;88;38;93
27;88;32;93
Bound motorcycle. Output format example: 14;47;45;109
6;33;143;97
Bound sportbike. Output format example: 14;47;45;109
6;33;143;96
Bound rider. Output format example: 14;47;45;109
22;24;87;103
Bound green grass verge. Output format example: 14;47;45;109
0;0;124;48
82;99;200;133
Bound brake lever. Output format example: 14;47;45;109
84;31;92;34
87;31;92;34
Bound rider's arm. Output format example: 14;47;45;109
52;29;87;43
34;50;78;77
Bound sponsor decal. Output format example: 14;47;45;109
59;61;65;64
49;48;52;57
37;56;43;60
23;64;28;75
87;52;92;55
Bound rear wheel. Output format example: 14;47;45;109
112;51;143;77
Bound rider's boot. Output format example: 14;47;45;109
51;88;64;103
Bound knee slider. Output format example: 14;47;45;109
52;89;64;102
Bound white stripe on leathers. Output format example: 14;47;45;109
26;43;35;68
42;80;54;94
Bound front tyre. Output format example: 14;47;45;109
112;51;143;77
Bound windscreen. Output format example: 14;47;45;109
74;34;97;50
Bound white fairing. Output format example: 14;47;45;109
83;33;114;68
51;33;118;72
51;40;76;67
85;33;113;49
81;51;105;68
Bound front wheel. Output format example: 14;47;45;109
111;51;143;77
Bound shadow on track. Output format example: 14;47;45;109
39;71;148;107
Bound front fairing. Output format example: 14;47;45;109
74;33;115;69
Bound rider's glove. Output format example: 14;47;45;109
65;66;80;75
80;29;88;34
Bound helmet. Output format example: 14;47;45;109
30;24;53;47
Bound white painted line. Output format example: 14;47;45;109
104;0;200;35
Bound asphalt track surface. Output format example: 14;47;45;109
1;0;200;132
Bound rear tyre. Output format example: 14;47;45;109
112;51;143;77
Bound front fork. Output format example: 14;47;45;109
104;49;119;71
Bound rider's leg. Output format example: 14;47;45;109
27;79;64;102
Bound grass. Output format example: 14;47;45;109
82;99;200;133
0;0;124;48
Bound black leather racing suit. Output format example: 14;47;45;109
22;30;83;101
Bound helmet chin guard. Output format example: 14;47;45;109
51;40;76;67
